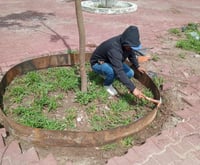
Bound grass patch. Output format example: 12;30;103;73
121;136;134;148
4;66;156;131
152;76;164;89
169;28;181;36
100;143;118;151
170;23;200;54
151;54;160;62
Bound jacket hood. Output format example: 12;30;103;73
120;26;141;47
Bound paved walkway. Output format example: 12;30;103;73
0;0;200;164
0;128;59;165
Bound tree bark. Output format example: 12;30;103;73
75;0;87;92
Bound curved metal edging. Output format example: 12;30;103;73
0;53;161;147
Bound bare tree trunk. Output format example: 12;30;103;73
75;0;87;92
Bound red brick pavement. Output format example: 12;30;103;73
0;0;200;164
0;128;60;165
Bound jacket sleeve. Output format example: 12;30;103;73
107;49;136;92
128;52;140;68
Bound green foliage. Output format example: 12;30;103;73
151;54;160;62
185;22;199;31
176;37;200;54
75;91;96;105
85;105;97;116
121;136;134;147
67;49;78;55
100;143;118;151
152;76;164;89
65;108;77;129
75;72;109;105
46;67;79;91
13;106;66;130
175;23;200;54
106;115;132;128
138;88;154;106
110;99;130;112
6;86;26;103
168;28;181;36
4;65;155;131
134;109;145;119
24;71;42;85
90;114;107;131
34;92;59;112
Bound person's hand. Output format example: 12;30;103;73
132;88;145;99
137;66;146;74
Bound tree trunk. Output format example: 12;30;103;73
75;0;87;92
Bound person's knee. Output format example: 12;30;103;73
102;63;114;77
106;71;115;79
127;69;134;78
102;64;115;85
91;63;101;74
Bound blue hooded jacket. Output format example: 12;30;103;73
90;26;141;92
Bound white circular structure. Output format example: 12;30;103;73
81;1;138;14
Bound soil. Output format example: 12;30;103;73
4;29;200;165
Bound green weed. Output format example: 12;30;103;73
100;143;118;151
104;111;132;129
75;91;96;105
67;49;78;55
13;106;66;130
65;108;77;129
6;86;26;103
90;114;107;131
175;23;200;54
151;54;160;62
184;22;199;31
121;136;134;147
152;76;164;89
169;28;181;36
4;65;155;131
138;88;154;106
110;99;130;112
176;38;200;54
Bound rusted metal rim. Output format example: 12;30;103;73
0;53;161;147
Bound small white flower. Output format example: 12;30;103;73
77;117;82;122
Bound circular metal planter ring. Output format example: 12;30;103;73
0;53;161;147
81;1;138;14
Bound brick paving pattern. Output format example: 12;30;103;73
0;128;59;164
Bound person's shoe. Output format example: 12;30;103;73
104;85;118;96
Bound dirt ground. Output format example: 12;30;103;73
4;26;200;165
